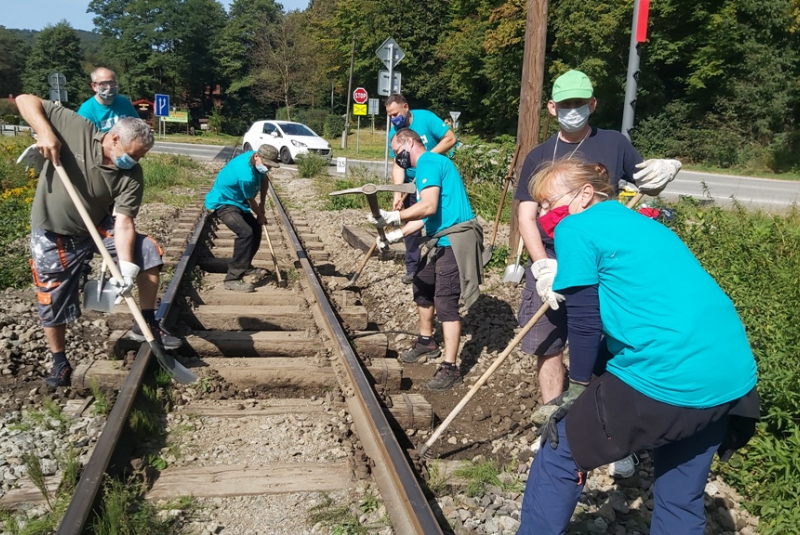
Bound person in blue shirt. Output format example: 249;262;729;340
517;158;759;535
205;145;280;292
517;69;682;477
370;128;483;391
386;94;457;284
78;68;139;132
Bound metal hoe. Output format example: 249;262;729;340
54;164;196;384
484;144;522;266
418;191;646;459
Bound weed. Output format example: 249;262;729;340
22;453;52;511
425;460;451;496
92;476;185;535
286;268;302;281
358;491;380;514
318;178;374;211
295;154;329;178
90;379;110;416
59;448;81;495
453;459;512;497
308;494;369;535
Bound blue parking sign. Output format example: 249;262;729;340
155;94;170;117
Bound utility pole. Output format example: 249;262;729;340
509;0;549;253
343;35;356;149
621;0;649;140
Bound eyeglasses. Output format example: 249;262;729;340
93;81;118;89
539;188;579;212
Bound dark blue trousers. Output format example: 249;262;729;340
518;416;727;535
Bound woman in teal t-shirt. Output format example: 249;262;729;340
518;159;758;535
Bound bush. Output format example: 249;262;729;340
665;198;800;532
295;153;328;178
2;114;19;125
291;109;328;135
323;114;347;139
0;136;37;288
451;135;516;186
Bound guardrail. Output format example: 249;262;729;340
0;124;33;136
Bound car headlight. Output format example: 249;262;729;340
291;140;307;148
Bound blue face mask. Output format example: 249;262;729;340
115;152;138;170
255;163;268;174
390;114;406;128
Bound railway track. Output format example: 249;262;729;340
15;161;444;533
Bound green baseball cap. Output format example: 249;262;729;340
551;70;594;102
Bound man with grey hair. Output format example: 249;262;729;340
78;67;139;132
16;94;179;390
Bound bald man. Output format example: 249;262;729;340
78;67;139;132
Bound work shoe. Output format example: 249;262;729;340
129;322;183;350
399;340;441;363
224;279;255;293
426;363;463;391
608;454;637;478
244;267;268;278
400;272;414;285
45;361;72;389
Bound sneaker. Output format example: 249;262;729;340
130;322;183;350
224;279;255;293
426;363;463;391
244;267;268;278
608;454;637;478
400;272;415;285
399;340;441;363
45;361;72;389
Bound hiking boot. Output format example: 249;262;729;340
608;454;637;478
400;272;415;285
399;340;441;363
244;267;268;278
130;321;183;350
224;279;255;293
426;363;463;391
45;361;72;389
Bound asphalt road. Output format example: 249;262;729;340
151;141;800;210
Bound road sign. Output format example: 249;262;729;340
449;111;461;124
155;94;170;117
353;87;368;104
377;70;401;96
49;89;67;102
163;110;188;123
48;72;66;89
375;37;405;70
353;104;367;116
337;157;347;174
368;98;380;116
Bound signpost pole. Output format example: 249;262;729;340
383;44;394;181
357;116;360;154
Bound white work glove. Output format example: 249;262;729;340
531;258;564;310
367;209;401;228
109;260;140;299
632;159;682;196
16;144;46;176
376;229;404;249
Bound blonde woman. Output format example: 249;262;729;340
518;159;758;535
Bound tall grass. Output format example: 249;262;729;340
0;136;37;289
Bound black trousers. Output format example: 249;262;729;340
215;205;262;281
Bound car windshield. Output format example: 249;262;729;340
278;123;315;136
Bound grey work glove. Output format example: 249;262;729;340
536;381;587;450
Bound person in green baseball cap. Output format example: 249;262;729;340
514;68;682;480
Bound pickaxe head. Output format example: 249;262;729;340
328;183;416;197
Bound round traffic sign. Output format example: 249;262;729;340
353;87;368;104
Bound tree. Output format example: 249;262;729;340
21;22;88;109
0;26;28;98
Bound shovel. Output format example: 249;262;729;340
54;164;196;384
502;239;525;284
483;144;522;266
83;260;117;313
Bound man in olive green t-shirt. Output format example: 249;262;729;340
16;94;182;389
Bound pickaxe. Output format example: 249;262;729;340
329;182;416;288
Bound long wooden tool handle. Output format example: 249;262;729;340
421;302;550;453
54;165;157;344
488;145;523;250
625;192;644;209
262;224;283;283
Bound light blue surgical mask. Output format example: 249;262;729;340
557;105;591;133
255;163;268;174
115;153;138;169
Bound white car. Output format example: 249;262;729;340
242;120;332;164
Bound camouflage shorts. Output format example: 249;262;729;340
29;216;163;327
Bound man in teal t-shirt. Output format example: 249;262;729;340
385;94;457;283
205;145;280;292
370;128;482;392
78;67;139;132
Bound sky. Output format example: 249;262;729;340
1;0;310;32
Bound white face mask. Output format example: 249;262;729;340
557;105;591;133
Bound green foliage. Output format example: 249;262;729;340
453;460;504;497
92;477;184;535
0;27;29;98
21;22;88;109
0;136;35;289
207;104;225;134
319;178;371;211
665;199;800;531
324;114;346;139
139;153;202;203
295;153;328;177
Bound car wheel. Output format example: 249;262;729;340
280;146;293;165
243;143;252;151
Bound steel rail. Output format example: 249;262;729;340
56;210;209;535
269;185;443;534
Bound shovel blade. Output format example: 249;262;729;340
83;280;117;313
149;341;196;384
502;265;525;284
